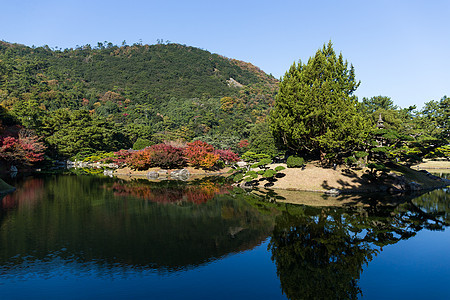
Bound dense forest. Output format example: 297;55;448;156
0;40;448;169
0;40;278;164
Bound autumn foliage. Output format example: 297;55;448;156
127;148;154;170
99;141;239;170
147;144;185;169
185;140;220;169
0;129;46;166
214;149;240;163
118;143;186;170
238;139;250;150
109;149;132;166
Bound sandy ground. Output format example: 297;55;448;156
257;163;371;192
266;161;450;192
411;159;450;173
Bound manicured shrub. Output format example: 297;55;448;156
354;151;369;158
241;151;270;163
287;156;305;168
274;166;286;172
262;169;277;178
244;170;258;179
82;151;117;163
185;140;220;169
148;143;186;169
233;173;244;182
256;158;272;168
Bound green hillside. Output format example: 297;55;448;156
0;40;278;158
0;40;277;104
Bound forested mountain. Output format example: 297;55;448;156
0;40;278;158
0;40;277;102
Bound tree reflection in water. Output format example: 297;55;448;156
106;178;232;204
1;177;44;210
266;187;450;300
0;174;448;299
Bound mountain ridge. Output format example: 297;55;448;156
0;40;277;103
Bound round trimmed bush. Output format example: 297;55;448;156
287;156;305;168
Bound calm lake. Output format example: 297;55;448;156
0;174;449;299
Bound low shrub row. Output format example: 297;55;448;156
101;141;240;170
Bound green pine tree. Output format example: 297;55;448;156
270;41;369;162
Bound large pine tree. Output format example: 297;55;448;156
270;41;369;161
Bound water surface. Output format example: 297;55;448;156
0;174;449;299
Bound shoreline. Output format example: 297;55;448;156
108;161;450;194
411;159;450;171
111;166;233;182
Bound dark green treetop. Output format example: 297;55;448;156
360;95;398;114
270;41;369;162
417;96;449;145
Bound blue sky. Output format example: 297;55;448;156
1;0;449;109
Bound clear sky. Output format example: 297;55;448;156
1;0;449;109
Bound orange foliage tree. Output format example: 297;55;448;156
126;148;153;170
185;140;220;169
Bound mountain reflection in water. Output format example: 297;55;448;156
0;176;275;274
0;174;448;299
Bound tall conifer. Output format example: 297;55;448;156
270;41;369;161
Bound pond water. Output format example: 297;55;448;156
0;174;449;299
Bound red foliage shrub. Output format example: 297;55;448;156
110;149;133;166
0;130;46;165
185;140;220;169
215;149;240;164
0;136;18;152
147;143;186;169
